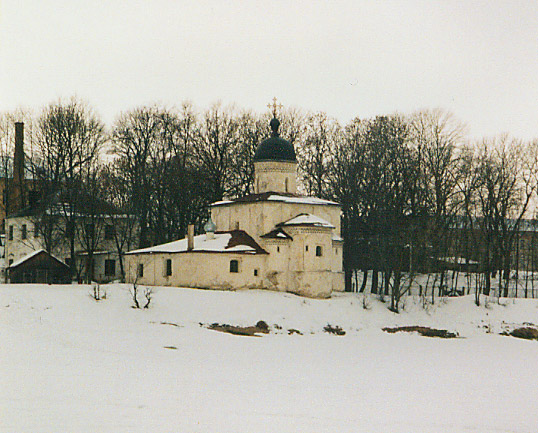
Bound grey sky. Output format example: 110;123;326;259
1;0;537;140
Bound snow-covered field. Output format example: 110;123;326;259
1;283;538;433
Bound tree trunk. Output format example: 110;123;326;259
359;269;368;293
371;270;379;294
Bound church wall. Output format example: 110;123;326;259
262;239;291;293
254;161;297;194
125;251;267;291
209;201;344;296
211;201;341;241
288;270;333;298
285;227;333;272
331;241;344;273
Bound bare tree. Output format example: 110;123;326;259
297;112;340;198
34;98;105;276
409;109;466;297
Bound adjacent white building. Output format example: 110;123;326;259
4;205;126;283
125;117;344;298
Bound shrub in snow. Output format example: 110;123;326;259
255;320;269;331
507;327;538;341
90;283;106;301
361;294;371;310
323;324;345;335
130;283;153;309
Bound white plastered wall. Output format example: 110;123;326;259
254;161;297;194
212;201;341;242
125;252;267;290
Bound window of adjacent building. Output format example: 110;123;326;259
34;222;40;238
8;225;13;240
66;221;74;238
104;225;115;240
21;224;27;240
137;263;144;278
85;223;95;239
165;259;172;276
104;259;116;276
230;259;239;273
316;246;323;257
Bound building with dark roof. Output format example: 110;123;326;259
2;122;133;283
125;115;344;298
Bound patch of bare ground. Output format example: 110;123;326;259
323;324;346;336
206;320;270;337
503;327;538;341
383;326;458;338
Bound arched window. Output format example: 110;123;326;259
230;259;239;273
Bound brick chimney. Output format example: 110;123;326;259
187;224;195;251
12;122;25;212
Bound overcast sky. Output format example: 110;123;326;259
1;0;537;140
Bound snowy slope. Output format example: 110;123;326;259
1;284;538;433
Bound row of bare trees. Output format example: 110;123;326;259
307;111;538;308
1;99;537;302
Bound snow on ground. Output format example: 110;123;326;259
1;283;538;433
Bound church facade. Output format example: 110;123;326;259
125;117;344;298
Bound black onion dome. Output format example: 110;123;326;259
253;118;296;162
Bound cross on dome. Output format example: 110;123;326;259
267;97;283;118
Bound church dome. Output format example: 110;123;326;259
253;118;296;163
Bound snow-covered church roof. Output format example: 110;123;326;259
126;230;268;255
212;192;339;207
278;213;335;229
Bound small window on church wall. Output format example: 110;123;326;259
230;259;239;273
8;225;13;241
137;264;144;278
285;177;289;192
316;246;323;257
165;259;172;276
254;269;258;276
277;246;280;252
305;245;309;252
21;224;27;240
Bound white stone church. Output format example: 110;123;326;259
125;117;344;298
